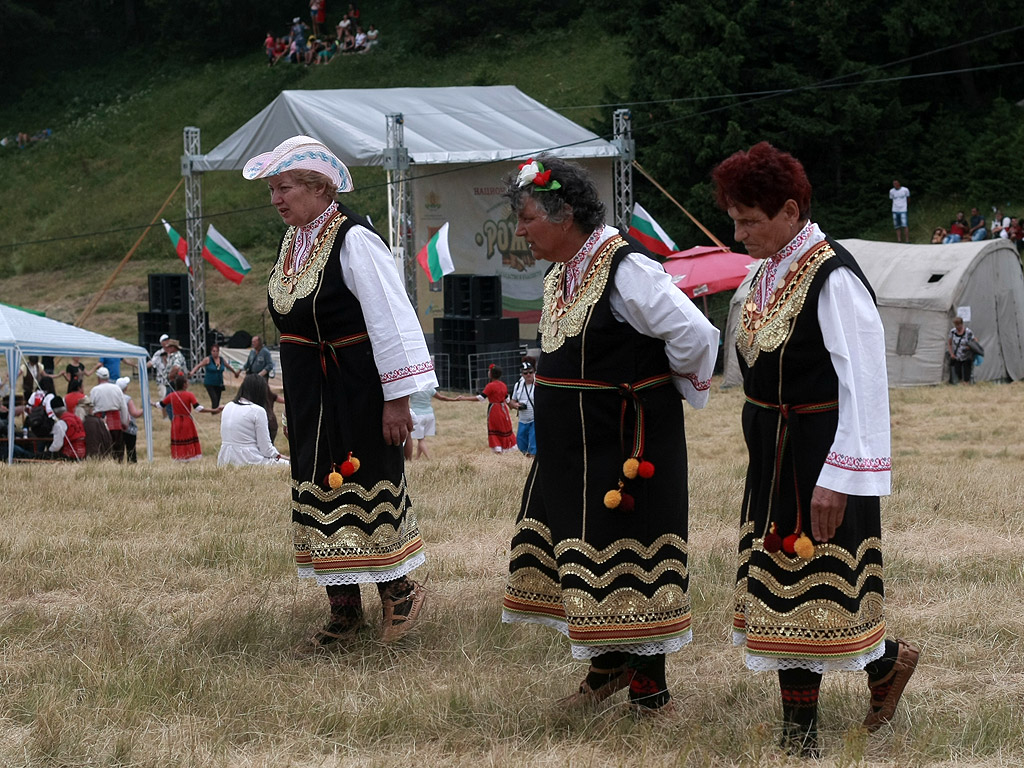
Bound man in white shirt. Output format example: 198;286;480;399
89;366;130;462
889;179;910;243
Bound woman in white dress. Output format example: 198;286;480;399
218;375;289;467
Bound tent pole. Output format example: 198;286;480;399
632;161;727;249
76;179;184;329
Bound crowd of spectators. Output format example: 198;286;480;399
0;129;53;149
265;4;379;67
1;339;287;466
935;207;1023;252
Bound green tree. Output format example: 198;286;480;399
621;0;1022;244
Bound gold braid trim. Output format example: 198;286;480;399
539;235;627;353
736;241;834;367
269;213;347;315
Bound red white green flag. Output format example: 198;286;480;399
202;224;252;285
416;222;454;283
162;219;191;272
628;202;679;257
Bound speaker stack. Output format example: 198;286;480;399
137;274;208;355
434;275;520;391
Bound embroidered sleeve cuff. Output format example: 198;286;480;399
817;456;892;496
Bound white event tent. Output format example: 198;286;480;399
193;86;619;170
1;304;153;463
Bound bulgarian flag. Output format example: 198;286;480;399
202;224;252;285
628;202;679;257
416;222;454;283
162;218;191;272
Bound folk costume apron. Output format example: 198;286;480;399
734;238;886;671
503;236;692;658
268;205;425;586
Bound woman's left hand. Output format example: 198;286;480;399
810;486;847;542
382;396;413;446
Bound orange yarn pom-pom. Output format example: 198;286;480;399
622;458;640;479
637;460;655;479
604;489;622;509
327;471;343;489
794;533;815;559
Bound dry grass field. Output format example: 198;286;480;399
1;377;1023;767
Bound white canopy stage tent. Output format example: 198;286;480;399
1;304;153;463
722;238;1024;388
187;87;632;338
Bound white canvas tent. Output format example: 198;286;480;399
1;304;153;463
722;238;1024;387
193;86;619;171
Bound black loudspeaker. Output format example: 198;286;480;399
442;274;502;319
148;274;189;313
137;311;208;353
433;316;520;390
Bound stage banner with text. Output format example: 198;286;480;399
410;159;614;339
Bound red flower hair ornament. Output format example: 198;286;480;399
517;159;562;192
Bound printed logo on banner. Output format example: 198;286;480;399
476;215;536;273
423;190;442;211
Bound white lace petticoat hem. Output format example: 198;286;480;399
733;630;885;673
502;610;692;659
298;551;426;585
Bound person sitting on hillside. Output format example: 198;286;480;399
1007;216;1023;252
930;226;947;244
943;211;968;244
365;24;380;48
336;14;352;39
47;396;86;461
968;207;987;241
991;210;1009;239
353;26;368;52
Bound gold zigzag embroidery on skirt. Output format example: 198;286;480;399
558;558;689;588
746;563;884;601
297;522;421;550
507;542;559;570
293;498;412;527
742;594;885;633
512;516;554;541
748;537;883;572
554;533;689;562
294;475;407;502
561;584;690;620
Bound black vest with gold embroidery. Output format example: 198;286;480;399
738;237;874;404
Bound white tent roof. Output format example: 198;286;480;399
1;304;153;462
722;238;1024;388
0;304;149;358
193;86;619;171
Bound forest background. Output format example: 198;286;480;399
1;0;1023;342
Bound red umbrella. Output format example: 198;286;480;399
662;245;759;299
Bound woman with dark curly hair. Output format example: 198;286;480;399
501;155;719;715
713;142;917;757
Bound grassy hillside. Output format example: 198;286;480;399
0;18;629;343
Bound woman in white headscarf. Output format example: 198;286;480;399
243;135;438;650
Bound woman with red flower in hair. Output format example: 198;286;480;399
501;156;718;716
713;142;917;757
